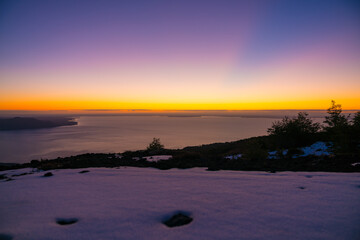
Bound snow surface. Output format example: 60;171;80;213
225;154;242;160
268;149;288;158
0;168;359;240
144;155;173;162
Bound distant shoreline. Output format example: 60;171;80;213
0;109;359;119
0;117;77;131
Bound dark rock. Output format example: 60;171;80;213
298;186;306;190
12;172;28;177
43;172;53;177
163;213;193;227
0;174;6;180
0;233;13;240
5;178;14;182
56;218;78;225
78;170;90;174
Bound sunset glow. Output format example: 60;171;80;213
1;0;359;110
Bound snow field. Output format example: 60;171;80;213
0;167;359;240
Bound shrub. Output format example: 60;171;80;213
146;138;164;152
323;100;350;131
323;101;356;156
352;111;360;129
242;139;268;161
267;112;320;148
286;147;304;157
349;111;360;154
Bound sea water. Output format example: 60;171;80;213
0;115;298;163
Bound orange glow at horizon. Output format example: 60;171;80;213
1;62;359;111
1;98;360;111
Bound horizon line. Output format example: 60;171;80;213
1;109;359;112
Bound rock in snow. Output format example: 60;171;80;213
43;172;53;177
56;218;79;226
163;213;193;227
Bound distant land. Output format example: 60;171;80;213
0;109;358;119
0;117;77;131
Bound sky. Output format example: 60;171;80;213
0;0;359;110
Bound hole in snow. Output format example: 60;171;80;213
79;170;90;174
56;218;78;225
297;186;306;190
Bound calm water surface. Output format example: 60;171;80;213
0;116;281;163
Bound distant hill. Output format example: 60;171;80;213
0;117;77;130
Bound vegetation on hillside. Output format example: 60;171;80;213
146;138;164;153
267;112;320;148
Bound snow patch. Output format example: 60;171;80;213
268;142;331;159
144;155;172;162
299;141;331;157
225;154;242;160
268;150;287;159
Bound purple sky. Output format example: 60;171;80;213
0;0;359;110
